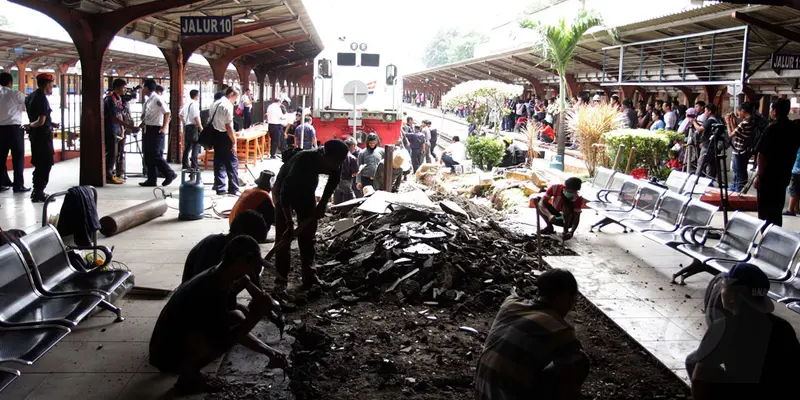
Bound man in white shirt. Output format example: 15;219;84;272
0;72;29;192
241;89;253;129
441;135;466;172
266;100;285;158
211;87;240;195
180;89;202;170
139;79;176;187
663;101;677;131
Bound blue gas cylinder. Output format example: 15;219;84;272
179;170;204;221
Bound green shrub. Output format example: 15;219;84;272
653;129;685;149
466;136;505;170
602;129;671;175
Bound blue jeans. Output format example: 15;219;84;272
729;152;750;193
441;154;459;172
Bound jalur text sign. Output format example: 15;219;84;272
180;16;234;37
771;53;800;70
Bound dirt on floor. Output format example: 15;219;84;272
209;192;691;400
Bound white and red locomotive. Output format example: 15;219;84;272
312;38;403;146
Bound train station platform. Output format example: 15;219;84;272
1;152;798;398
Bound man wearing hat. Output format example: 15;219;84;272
356;133;384;193
535;177;585;241
24;73;58;202
272;140;349;292
686;263;800;398
500;136;523;168
228;170;276;230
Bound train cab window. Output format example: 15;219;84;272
361;54;380;67
337;53;356;66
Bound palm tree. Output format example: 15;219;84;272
521;10;617;170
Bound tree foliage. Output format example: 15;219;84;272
422;29;487;68
442;80;523;134
466;136;505;171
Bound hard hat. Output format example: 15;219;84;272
366;133;379;142
503;136;514;144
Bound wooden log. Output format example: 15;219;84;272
99;198;168;237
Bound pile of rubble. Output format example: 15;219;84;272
315;190;573;312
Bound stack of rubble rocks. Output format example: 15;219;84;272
316;192;573;312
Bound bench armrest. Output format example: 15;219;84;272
66;246;113;271
682;225;721;246
596;189;621;203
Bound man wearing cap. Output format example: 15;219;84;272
24;73;58;202
151;235;287;394
334;138;359;204
500;137;523;168
356;133;384;192
228;171;275;229
535;177;585;241
139;78;176;187
0;72;29;193
345;137;362;198
686;263;800;399
272;140;349;292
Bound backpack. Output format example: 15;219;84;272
198;103;220;149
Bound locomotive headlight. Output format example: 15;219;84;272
359;43;368;51
350;42;358;51
322;112;334;121
383;113;395;122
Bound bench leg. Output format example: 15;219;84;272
589;217;628;233
671;259;714;285
98;300;125;322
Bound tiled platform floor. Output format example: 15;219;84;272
541;210;800;384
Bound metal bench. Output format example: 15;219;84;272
0;368;19;393
767;266;800;304
591;183;666;233
0;243;103;327
581;167;616;202
681;174;712;198
17;225;132;322
622;191;691;233
0;325;70;365
643;200;719;248
788;302;800;314
707;225;800;280
665;170;691;193
589;173;629;204
671;212;766;284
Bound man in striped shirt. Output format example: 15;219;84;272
475;269;588;400
725;102;755;193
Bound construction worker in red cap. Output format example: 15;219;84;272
23;73;58;202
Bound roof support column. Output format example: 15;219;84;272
564;74;582;98
704;85;726;108
233;62;255;93
13;60;28;93
741;85;762;105
619;86;636;101
161;46;184;164
677;87;698;106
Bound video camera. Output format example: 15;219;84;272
122;85;141;103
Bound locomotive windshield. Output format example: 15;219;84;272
337;53;356;66
361;54;380;67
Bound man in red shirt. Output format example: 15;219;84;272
229;170;275;233
536;177;584;240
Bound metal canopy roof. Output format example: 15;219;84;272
8;0;323;75
0;29;241;81
404;3;800;95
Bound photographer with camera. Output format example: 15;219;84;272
725;102;755;193
693;103;721;182
104;79;140;184
755;99;800;227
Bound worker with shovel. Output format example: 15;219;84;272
272;140;350;294
535;177;585;241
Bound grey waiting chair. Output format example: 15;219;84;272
681;174;712;198
768;264;800;304
0;243;103;327
665;170;691;193
18;225;131;322
588;178;640;214
581;167;617;202
0;325;70;365
788;302;800;314
622;191;691;233
643;200;719;248
708;225;800;280
0;367;20;393
601;183;667;224
672;212;766;284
